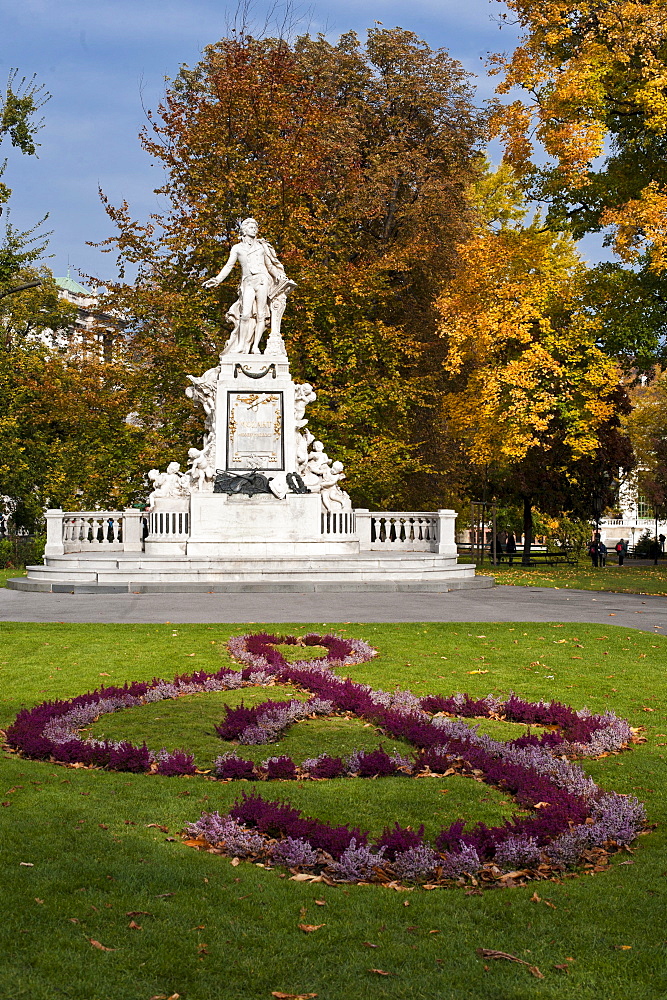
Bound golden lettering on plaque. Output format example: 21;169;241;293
227;391;284;470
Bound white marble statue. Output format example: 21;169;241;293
320;460;352;511
203;218;296;355
307;441;331;477
187;447;215;492
148;462;191;504
294;382;317;475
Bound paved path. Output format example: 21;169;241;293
0;584;665;632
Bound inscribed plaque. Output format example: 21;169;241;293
226;391;284;470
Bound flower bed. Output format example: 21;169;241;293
4;633;376;774
4;631;647;887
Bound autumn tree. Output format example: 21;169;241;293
624;369;667;511
0;71;50;283
98;27;485;507
490;1;667;369
0;269;160;528
437;164;633;559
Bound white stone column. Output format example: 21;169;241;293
432;509;458;556
44;509;65;557
355;509;372;550
122;509;144;552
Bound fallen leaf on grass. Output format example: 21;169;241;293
35;898;44;904
270;992;317;999
314;899;326;906
369;968;393;976
614;945;632;950
126;911;152;917
289;873;324;883
298;924;325;933
68;918;79;924
468;669;489;674
554;964;570;972
476;949;544;979
363;942;379;948
19;862;34;866
147;824;169;833
149;995;180;1000
89;938;116;951
128;921;142;930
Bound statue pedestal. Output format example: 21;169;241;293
186;492;358;557
213;353;296;474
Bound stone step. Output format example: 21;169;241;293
9;576;493;594
40;554;468;573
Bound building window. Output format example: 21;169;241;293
637;495;652;519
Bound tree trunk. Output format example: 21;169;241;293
522;496;533;566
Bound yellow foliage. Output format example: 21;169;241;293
437;182;620;467
492;0;667;267
601;183;667;272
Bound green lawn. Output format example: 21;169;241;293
1;621;666;1000
0;567;26;586
477;561;667;595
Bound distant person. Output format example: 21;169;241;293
598;540;607;567
660;533;665;554
506;532;517;566
588;535;599;569
615;538;627;566
494;532;504;563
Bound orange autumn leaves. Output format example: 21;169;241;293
491;1;667;271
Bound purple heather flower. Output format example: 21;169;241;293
494;835;542;870
264;756;298;780
155;748;196;776
392;845;439;881
187;812;266;856
332;840;385;881
214;753;257;780
439;844;481;879
270;837;318;868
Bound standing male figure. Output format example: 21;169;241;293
203;218;288;354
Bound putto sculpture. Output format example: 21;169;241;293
203;217;296;355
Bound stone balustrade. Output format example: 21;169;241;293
45;509;143;557
320;510;356;537
355;509;457;555
146;508;190;541
44;505;457;557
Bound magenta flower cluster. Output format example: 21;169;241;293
6;630;645;885
420;691;633;756
5;664;272;775
5;633;374;776
185;632;646;883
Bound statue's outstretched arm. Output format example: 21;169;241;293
203;245;238;288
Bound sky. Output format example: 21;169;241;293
1;0;611;285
